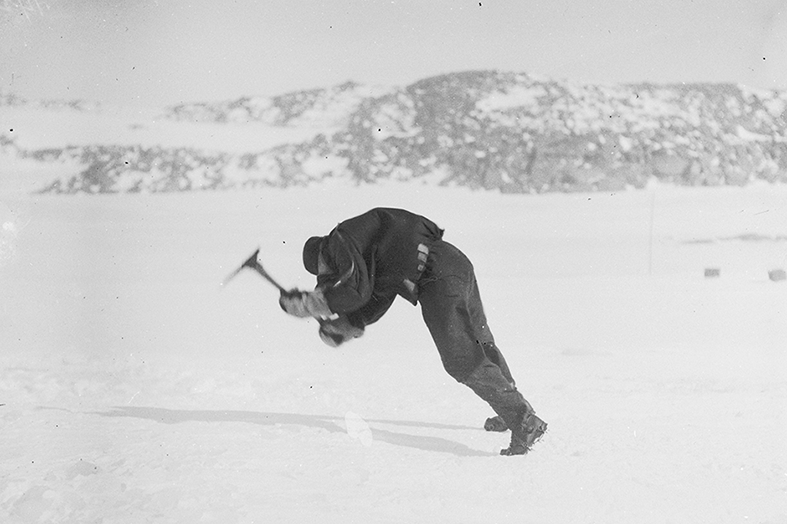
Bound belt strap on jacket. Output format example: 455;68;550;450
417;243;429;272
403;243;429;300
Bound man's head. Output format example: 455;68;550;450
302;236;325;275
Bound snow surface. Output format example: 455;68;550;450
1;179;786;523
1;106;330;152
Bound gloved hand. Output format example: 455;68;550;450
318;316;364;347
279;289;332;319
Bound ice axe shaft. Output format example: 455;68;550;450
247;260;287;294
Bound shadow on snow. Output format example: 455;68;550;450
94;405;497;457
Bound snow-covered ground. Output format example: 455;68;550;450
1;180;785;523
2;106;330;152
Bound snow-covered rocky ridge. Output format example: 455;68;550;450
2;71;786;194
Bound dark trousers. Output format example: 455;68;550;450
418;241;534;427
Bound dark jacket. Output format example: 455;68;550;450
314;208;444;328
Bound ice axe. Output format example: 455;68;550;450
223;248;346;346
222;248;288;294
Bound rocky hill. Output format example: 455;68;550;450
3;70;786;194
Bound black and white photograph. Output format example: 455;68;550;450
1;1;786;522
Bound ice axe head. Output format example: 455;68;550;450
241;249;261;270
222;249;260;287
223;248;286;293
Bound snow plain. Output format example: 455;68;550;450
1;174;786;523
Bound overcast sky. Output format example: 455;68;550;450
1;0;786;107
